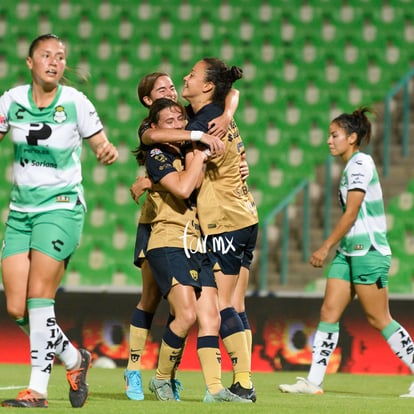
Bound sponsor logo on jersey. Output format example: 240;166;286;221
150;147;163;157
56;196;70;203
23;147;50;155
0;113;7;129
19;157;57;169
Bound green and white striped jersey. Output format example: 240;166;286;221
338;151;391;256
0;84;103;212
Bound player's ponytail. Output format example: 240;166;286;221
332;106;374;146
203;57;243;106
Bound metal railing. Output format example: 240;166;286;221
258;179;310;294
258;156;333;294
383;67;414;177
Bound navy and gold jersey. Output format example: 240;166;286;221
186;103;258;235
145;144;201;251
138;119;151;149
138;197;155;224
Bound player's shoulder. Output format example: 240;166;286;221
200;102;223;117
1;84;30;101
349;152;373;167
59;85;88;100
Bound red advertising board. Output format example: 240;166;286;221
0;292;412;375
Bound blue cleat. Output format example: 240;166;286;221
171;378;184;401
124;369;144;400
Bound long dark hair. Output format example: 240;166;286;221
132;98;186;165
202;57;243;106
147;98;185;125
332;106;374;146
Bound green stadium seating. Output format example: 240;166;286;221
68;247;115;287
388;257;413;294
2;0;414;291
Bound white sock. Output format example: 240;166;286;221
384;321;414;374
53;324;80;370
308;322;339;387
27;300;57;396
17;317;79;370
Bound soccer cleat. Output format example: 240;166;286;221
171;378;184;401
149;377;176;401
203;387;253;403
124;369;144;400
66;348;91;407
1;389;48;408
279;377;324;395
400;381;414;397
229;381;257;402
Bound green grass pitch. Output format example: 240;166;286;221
0;365;413;413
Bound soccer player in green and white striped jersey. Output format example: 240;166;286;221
0;34;118;408
279;107;414;397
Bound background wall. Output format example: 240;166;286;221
1;291;412;375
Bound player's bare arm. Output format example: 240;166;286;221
207;88;239;137
310;190;365;267
141;128;224;156
87;131;118;165
130;176;152;204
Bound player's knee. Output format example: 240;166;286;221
6;302;26;320
320;306;340;323
139;292;161;312
197;307;220;331
175;309;197;330
365;314;386;331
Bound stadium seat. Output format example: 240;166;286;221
112;262;142;288
403;13;414;44
406;179;414;196
255;0;276;25
71;252;115;287
387;193;414;223
388;257;413;294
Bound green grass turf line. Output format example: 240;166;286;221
0;365;413;413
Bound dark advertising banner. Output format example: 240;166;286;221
0;292;412;375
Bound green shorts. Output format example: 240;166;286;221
327;250;391;288
1;204;85;262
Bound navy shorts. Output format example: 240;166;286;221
147;248;212;298
207;223;258;275
133;222;151;267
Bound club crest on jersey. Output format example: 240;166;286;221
189;270;199;281
54;106;67;123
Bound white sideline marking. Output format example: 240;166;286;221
0;385;26;391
